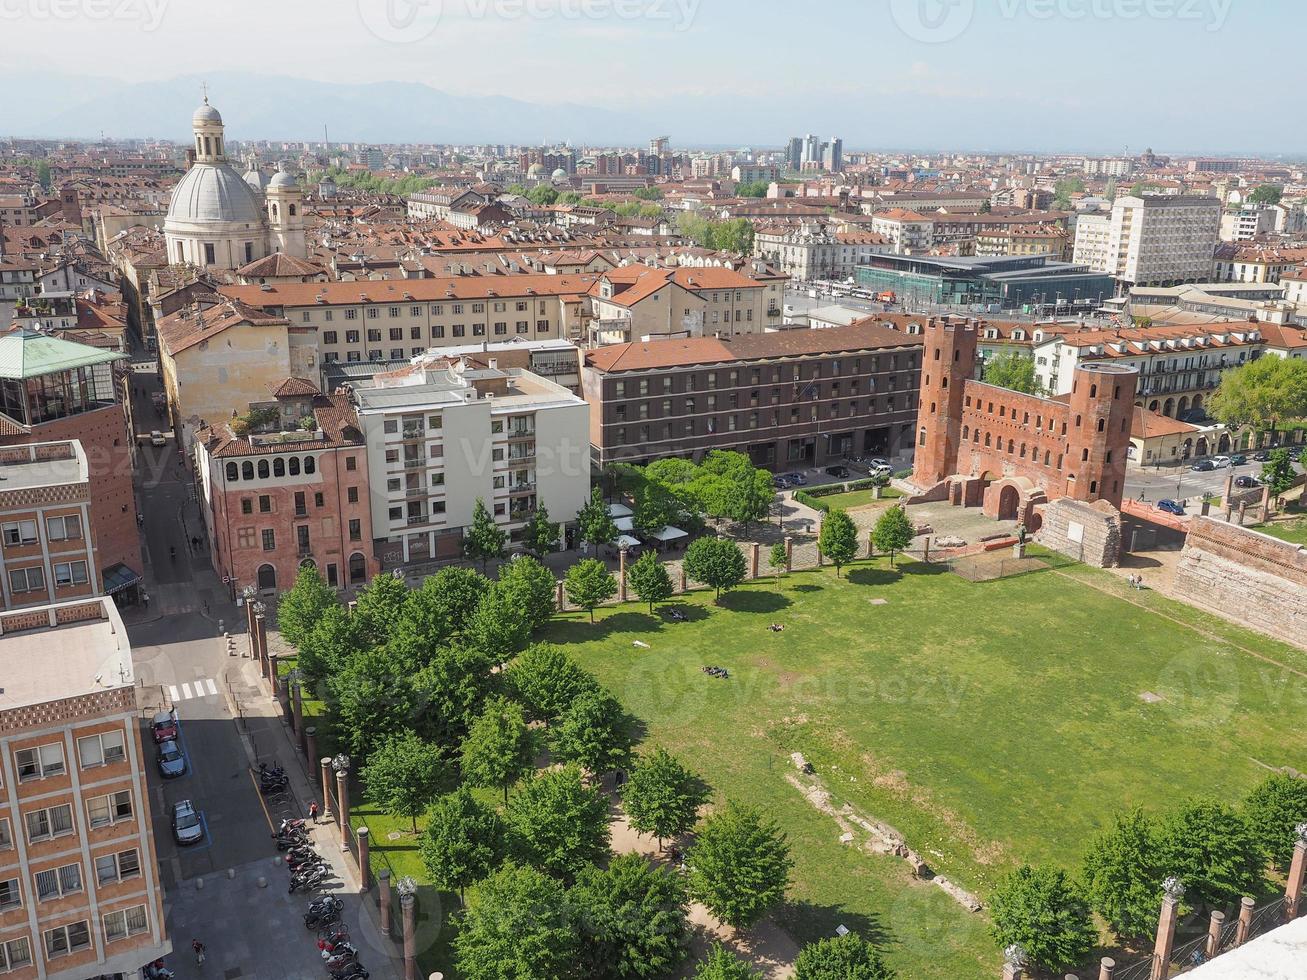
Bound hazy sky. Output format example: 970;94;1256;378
5;0;1302;152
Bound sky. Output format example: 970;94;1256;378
4;0;1304;153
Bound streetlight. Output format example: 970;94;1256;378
331;753;351;774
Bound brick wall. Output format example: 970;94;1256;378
1035;497;1122;568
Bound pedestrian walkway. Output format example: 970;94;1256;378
167;678;219;702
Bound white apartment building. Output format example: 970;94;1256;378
752;224;890;281
353;357;589;564
1219;207;1277;242
1072;195;1221;288
869;209;934;254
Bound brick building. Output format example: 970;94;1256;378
913;317;1137;526
581;321;924;469
0;597;170;979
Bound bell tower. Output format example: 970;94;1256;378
191;93;227;165
912;317;977;487
267;162;307;259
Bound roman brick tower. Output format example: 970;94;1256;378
912;317;978;486
1063;362;1137;507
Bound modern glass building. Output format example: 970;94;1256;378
855;254;1115;311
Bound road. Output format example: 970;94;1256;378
1124;458;1269;507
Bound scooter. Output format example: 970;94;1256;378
289;864;330;893
143;960;175;980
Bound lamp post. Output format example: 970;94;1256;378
1002;944;1027;980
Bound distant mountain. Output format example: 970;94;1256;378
0;71;648;145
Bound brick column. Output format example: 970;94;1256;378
750;542;760;579
1205;910;1224;959
357;825;371;890
1235;896;1254;946
246;599;257;658
267;652;279;697
1285;827;1307;921
1097;957;1115;980
679;568;687;592
618;546;628;601
401;891;417;980
255;612;269;676
305;727;318;771
784;536;793;572
378;869;393;937
290;680;303;736
1149;878;1183;980
1223;472;1234;519
320;757;334;819
336;766;351;847
1260;483;1272;517
556;580;564;611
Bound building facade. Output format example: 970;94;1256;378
1072;195;1221;287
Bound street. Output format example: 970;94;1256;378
1124;458;1267;508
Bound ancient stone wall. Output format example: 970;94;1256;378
1173;518;1307;648
1034;497;1122;567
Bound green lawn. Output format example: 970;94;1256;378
1256;516;1307;545
816;487;903;510
532;556;1307;979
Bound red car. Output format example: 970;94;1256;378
151;709;178;744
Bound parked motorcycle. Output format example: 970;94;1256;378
289;865;330;893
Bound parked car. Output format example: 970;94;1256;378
1229;454;1248;466
1234;475;1261;489
786;472;808;486
868;457;890;470
171;800;203;845
1210;455;1232;468
771;475;791;490
1252;451;1271;462
157;740;186;778
868;463;893;478
149;430;166;447
151;709;178;744
1157;499;1186;516
1190;459;1216;472
824;465;850;480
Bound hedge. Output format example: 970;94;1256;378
794;489;831;513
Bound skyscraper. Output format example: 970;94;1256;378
801;134;819;165
823;137;843;172
785;137;803;171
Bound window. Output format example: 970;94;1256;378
257;460;270;479
289;457;301;476
0;819;10;849
24;805;72;842
323;330;338;345
259;495;271;513
314;492;324;508
87;790;132;829
34;862;82;900
227;463;240;482
304;457;315;475
77;730;125;768
53;561;89;588
348;519;361;541
204;243;215;265
16;743;64;781
242;462;255;480
46;515;81;541
9;566;44;593
0;878;18;911
43;921;90;959
2;520;36;546
103;904;149;942
262;529;276;551
274;458;286;478
367;307;378;319
1;937;32;973
346;455;357;471
347;487;359;504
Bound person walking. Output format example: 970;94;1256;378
191;939;206;966
308;801;320;824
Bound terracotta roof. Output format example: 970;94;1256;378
1132;407;1201;439
197;393;363;458
156;299;290;357
270;377;321;398
219;273;599;308
1257;322;1307;350
236;253;325;278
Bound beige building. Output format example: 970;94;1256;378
0;597;170;980
588;266;777;342
869;209;934;254
1073;195;1221;286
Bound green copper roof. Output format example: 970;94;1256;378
0;330;125;380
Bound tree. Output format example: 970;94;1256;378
692;945;762;980
794;933;895;980
410;642;496;747
1208;356;1307;430
1052;177;1084;209
634;186;664;201
1129;181;1158;197
522;504;561;556
683;537;746;602
982;352;1044;395
735;180;769;198
1081;806;1164;940
623;747;707;850
1244;773;1307;872
420;787;507;903
1155;800;1267;911
352;572;410;648
988;864;1096;975
277;566;337;651
499;555;559;633
818;509;858;577
460;695;536;803
552;687;634;776
768;541;787;584
464;497;507;572
416;567;491;638
979;197;992;213
576;486;618;550
698;451;772;531
571;854;691;980
454;863;579;980
871;507;914;567
466;582;532;664
35;160;51;191
1248;184;1283;206
1261;448;1298;499
362;731;447;833
526;184;560;205
565;558;618;623
687;801;791;928
328;646;418;760
506;643;600;723
297;602;362;686
627;552;673;614
507;764;611;879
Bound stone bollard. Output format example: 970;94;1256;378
401;891;417;980
378;869;393;937
305;727;318;771
320;758;334;820
1097;957;1115;980
784;535;793;572
1285;829;1307;921
357;826;371;890
336;767;351;848
556;580;564;612
1149;879;1183;980
750;541;760;579
679;568;687;593
1235;896;1254;946
1206;910;1225;959
268;652;279;696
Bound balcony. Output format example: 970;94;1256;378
401;427;424;440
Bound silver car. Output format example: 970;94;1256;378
157;740;186;779
171;800;203;845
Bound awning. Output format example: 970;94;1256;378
614;516;635;532
616;534;641;549
607;503;634;518
101;562;142;594
648;525;688;542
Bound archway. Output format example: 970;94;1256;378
1148;399;1160;412
1191;393;1204;413
299;558;316;572
349;552;367;585
1177;396;1189;416
1182;438;1193;459
1163;398;1175;417
997;484;1021;521
1196;437;1209;456
1217;433;1231;453
1240;429;1252;450
257;563;277;591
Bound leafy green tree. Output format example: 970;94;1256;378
499;555;559;632
352;572;410;648
420;787;507;902
1260;448;1298;498
768;541;788;584
692;945;762;980
627;552;673;614
571;854;691;980
460;695;536;803
1209;353;1307;430
634;186;664;200
35;161;51;190
410;642;496;746
507;763;611;879
871;507;914;567
988;864;1096;975
683;537;747;601
505;183;528;196
1243;772;1307;871
566;558;618;623
735;180;769;198
818;509;858;577
454;863;579;980
522;504;561;556
277;566;337;650
1248;184;1283;206
417;567;491;637
623;747;707;850
526;184;559;205
466;582;532;664
552;687;634;776
688;801;791;928
464;498;507;572
506;643;600;723
1081;806;1164;940
1129;181;1158;197
576;486;618;549
1155;800;1267;910
1052;177;1084;209
297;602;362;686
362;730;447;832
327;645;418;760
983;352;1044;395
794;933;895;980
633;481;685;534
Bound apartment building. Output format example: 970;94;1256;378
0;596;169;980
975;224;1070;260
353;356;589;567
1219;206;1277;242
581;320;923;469
869;209;934;254
0;442;99;612
752;224;890;281
587;267;776;343
1072;195;1221;287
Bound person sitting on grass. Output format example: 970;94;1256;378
769;623;784;632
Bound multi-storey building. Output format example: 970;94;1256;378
0;596;170;980
870;209;934;254
1219;206;1278;242
581;320;923;469
587;266;778;343
1072;195;1221;287
752;224;890;281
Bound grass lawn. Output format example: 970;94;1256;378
816;487;903;510
1255;516;1307;545
534;555;1307;979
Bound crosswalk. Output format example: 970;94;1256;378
168;678;219;703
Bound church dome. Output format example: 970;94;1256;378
167;162;265;225
527;163;546;177
243;167;268;191
193;102;223;126
551;168;568;180
268;168;298;191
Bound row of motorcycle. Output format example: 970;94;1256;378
274;818;369;980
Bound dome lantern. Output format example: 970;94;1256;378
192;92;227;164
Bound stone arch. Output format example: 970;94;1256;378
349;552;367;585
1177;395;1190;415
997;484;1022;521
1163;397;1175;417
257;563;277;591
1191;393;1204;412
1196;437;1209;456
1149;399;1160;412
1217;433;1231;453
1182;438;1193;458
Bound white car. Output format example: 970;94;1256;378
149;431;166;447
1210;455;1231;468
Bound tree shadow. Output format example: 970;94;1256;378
897;560;949;576
658;602;711;623
545;611;663;643
719;590;791;614
784;899;890;949
846;566;903;587
791;584;823;593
